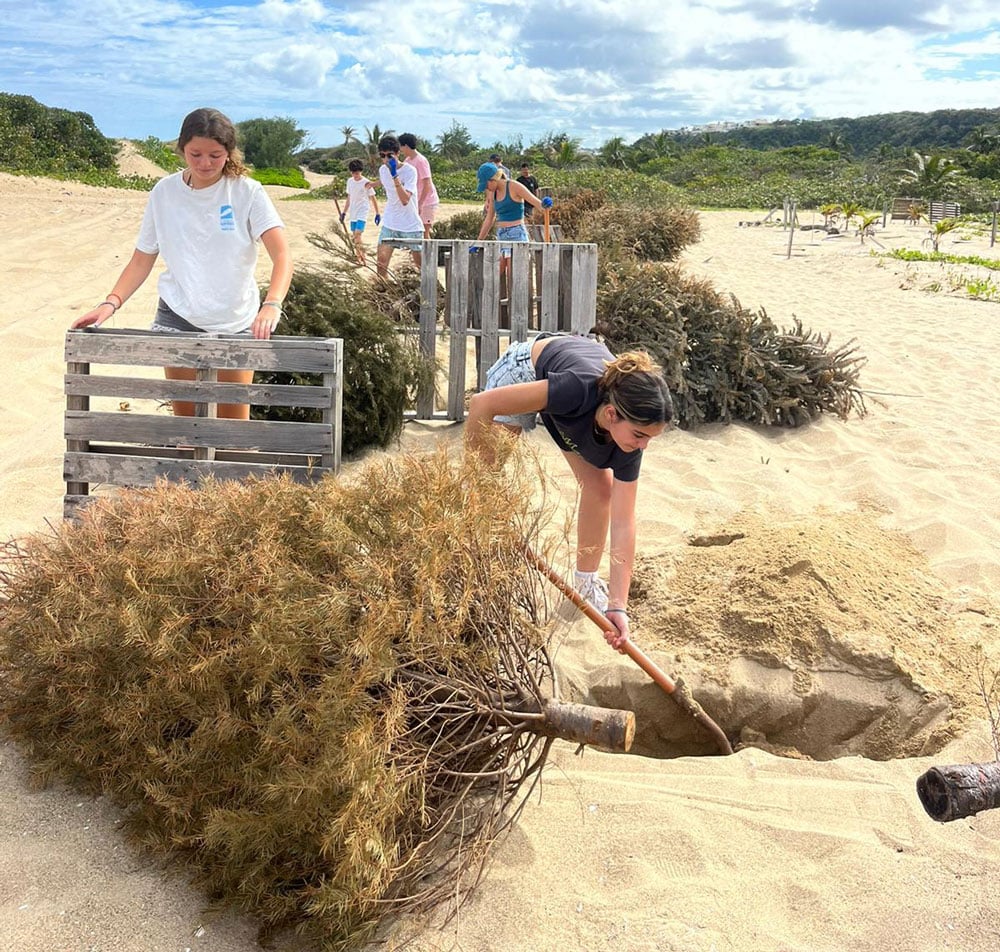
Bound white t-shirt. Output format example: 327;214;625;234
378;162;423;232
135;171;284;334
345;175;374;224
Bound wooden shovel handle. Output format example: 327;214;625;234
524;546;733;755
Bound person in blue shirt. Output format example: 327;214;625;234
466;334;673;650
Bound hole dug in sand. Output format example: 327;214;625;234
553;511;993;761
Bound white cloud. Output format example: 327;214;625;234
2;0;1000;146
253;43;339;89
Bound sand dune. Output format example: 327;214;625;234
1;171;999;951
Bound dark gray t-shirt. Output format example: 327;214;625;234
534;336;642;482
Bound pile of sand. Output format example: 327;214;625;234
113;140;168;180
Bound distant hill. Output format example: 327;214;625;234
658;108;1000;156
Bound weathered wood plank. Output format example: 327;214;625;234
66;359;91;497
65;329;342;373
65;411;333;454
479;244;502;390
64;494;96;521
508;244;531;342
447;241;471;421
63;374;333;408
321;360;342;473
82;443;325;465
570;243;598;334
540;243;560;332
417;244;440;419
64;452;330;487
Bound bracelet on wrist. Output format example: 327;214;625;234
605;608;628;615
99;299;118;312
106;292;123;307
261;300;282;312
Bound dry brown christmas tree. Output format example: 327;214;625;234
0;446;631;950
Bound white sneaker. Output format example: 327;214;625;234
574;571;609;614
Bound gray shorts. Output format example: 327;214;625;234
151;299;250;335
484;339;539;431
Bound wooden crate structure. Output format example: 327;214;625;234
411;238;598;421
929;200;962;223
888;197;922;223
64;329;343;519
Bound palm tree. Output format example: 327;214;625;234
839;201;862;235
857;212;881;243
362;124;386;169
924;218;960;253
542;133;583;168
826;131;851;153
599;136;630;170
340;125;357;148
819;203;841;229
435;120;475;160
964;126;1000;154
898;151;960;199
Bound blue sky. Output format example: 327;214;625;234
4;0;1000;150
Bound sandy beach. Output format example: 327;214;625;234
1;161;999;951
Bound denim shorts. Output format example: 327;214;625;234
484;339;539;430
497;223;529;258
379;226;423;249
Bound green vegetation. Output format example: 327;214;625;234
595;258;866;429
252;266;429;455
0;92;115;172
236;115;307;169
249;166;309;189
133;135;183;173
883;248;1000;271
6;92;1000;212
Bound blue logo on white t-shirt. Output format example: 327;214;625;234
219;204;235;231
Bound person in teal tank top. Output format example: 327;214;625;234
474;162;553;278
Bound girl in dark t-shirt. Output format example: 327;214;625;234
466;335;673;650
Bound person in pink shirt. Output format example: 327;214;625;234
399;133;439;238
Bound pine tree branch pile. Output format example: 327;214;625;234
0;449;584;950
595;259;867;428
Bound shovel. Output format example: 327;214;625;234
526;547;733;756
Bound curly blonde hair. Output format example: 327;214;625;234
598;350;673;425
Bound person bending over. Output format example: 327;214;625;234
466;334;673;649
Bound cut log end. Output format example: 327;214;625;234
916;761;1000;822
540;699;635;752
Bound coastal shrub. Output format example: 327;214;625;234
430;167;684;205
430;210;483;240
252;269;426;454
0;92;116;173
573;202;702;262
249;166;309;189
133;136;183;172
595;259;866;428
547;188;608;239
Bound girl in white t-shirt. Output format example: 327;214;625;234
71;108;293;420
